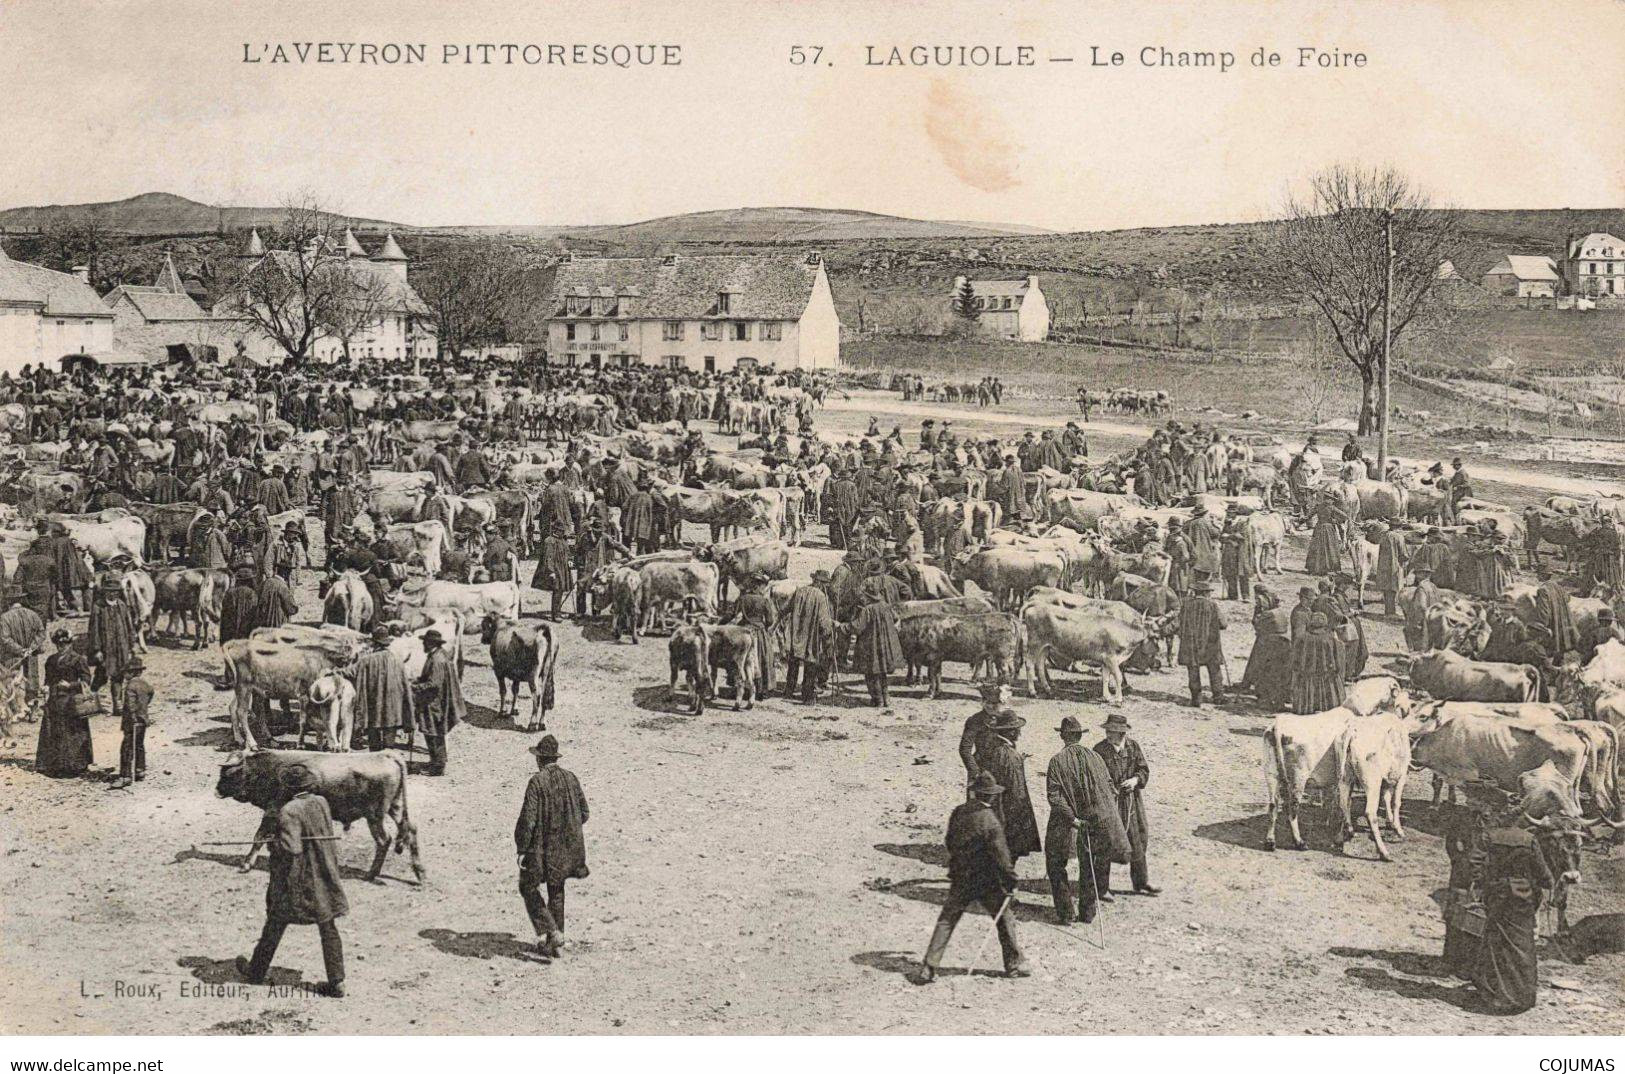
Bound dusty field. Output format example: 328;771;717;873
1;397;1622;1037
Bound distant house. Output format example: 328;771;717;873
1559;231;1625;297
537;252;840;372
0;242;115;377
1480;254;1560;298
953;275;1050;341
105;252;248;362
215;228;436;365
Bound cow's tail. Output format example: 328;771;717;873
1264;724;1287;808
538;622;558;712
696;626;713;698
1524;663;1542;703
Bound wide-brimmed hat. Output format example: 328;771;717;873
51;627;73;643
1104;713;1131;730
125;657;146;674
99;574;123;592
1056;715;1083;735
978;681;1011;703
968;772;1005;798
991;708;1025;733
1191;579;1214;594
529;734;560;761
420;629;444;648
371;625;393;644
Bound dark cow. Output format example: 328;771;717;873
668;622;711;714
480;615;557;731
897;611;1020;699
151;566;228;648
216;748;423;883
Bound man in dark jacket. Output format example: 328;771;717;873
916;772;1029;983
219;568;262;646
1045;716;1132;925
1093;713;1159;896
111;658;154;790
413;630;463;777
781;571;835;701
515;735;590;959
236;765;348;997
1178;575;1226;707
843;578;901;707
981;709;1040;861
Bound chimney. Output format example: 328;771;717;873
1566;231;1577;260
71;265;90;284
1026;274;1040;291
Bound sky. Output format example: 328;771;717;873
1;0;1621;232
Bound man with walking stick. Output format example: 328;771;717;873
915;772;1030;984
1045;715;1131;926
235;765;348;997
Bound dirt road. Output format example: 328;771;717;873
1;407;1620;1036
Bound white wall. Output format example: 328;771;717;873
0;306;40;377
797;264;842;369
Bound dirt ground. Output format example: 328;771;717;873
2;391;1622;1036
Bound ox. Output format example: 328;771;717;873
217;748;423;882
480;615;558;731
1410;649;1540;702
1020;604;1149;704
897;612;1020;699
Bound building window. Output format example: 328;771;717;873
730;321;749;341
663;321;684;341
565;323;577;341
760;321;782;341
664;355;683;370
704;356;716;373
56;320;65;327
717;292;731;314
590;323;602;342
701;322;723;341
617;323;629;342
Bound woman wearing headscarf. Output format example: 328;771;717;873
1241;589;1294;710
36;627;93;777
1290;612;1345;714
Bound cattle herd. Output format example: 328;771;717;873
1;351;1623;1022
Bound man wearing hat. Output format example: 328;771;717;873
782;570;835;702
87;574;138;717
957;680;1011;789
111;656;154;790
842;578;901;708
1449;457;1473;513
219;567;262;649
982;708;1040;861
1178;573;1226;707
1044;716;1131;925
1373;519;1410;617
916;771;1029;984
826;465;860;551
413;630;463;777
236;764;348;998
1094;714;1159;896
351;627;414;751
514;735;590;960
1398;566;1439;652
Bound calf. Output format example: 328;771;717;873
216;748;423;883
668;623;712;714
304;671;356;752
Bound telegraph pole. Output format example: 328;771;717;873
1376;208;1394;478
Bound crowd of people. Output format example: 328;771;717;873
0;353;1620;1016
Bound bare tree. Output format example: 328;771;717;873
1276;164;1459;434
415;240;527;359
37;210;113;290
323;269;391;364
221;197;358;366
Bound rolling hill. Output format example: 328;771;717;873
558;206;1048;243
0;191;407;236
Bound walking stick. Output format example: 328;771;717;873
1081;827;1107;950
973;891;1016;970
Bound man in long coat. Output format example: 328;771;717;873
412;630;462;777
844;579;901;707
1374;521;1409;616
917;772;1029;983
1532;576;1578;661
46;522;90;613
237;765;348;997
320;477;360;549
87;574;137;717
514;734;589;959
1094;713;1159;896
1178;576;1225;707
351;627;413;751
1044;716;1131;926
826;468;860;551
980;709;1041;861
781;571;835;701
1399;567;1441;652
620;479;658;556
219;568;261;646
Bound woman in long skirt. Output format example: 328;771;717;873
1304;502;1347;577
36;629;94;778
1473;826;1552;1015
1241;589;1294;710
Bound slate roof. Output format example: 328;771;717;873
1571;232;1624;258
544;254;823;319
1484;254;1559;282
375;234;408;261
106;285;210;321
0;244;114;317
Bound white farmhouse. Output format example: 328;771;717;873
219;229;436;365
539;252;840;372
1480;254;1560;298
952;275;1050;341
0;242;115;377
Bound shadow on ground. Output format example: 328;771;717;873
418;928;548;964
178;954;306;987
